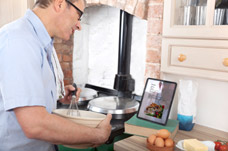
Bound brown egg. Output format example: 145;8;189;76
165;138;174;147
157;129;171;139
148;134;156;145
154;137;165;147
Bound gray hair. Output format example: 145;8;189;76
34;0;85;9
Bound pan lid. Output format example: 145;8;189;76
87;96;139;114
78;88;98;102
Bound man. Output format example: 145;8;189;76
0;0;112;151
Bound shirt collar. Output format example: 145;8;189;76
24;9;53;49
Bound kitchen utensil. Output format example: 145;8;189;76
184;6;196;25
224;9;228;25
195;6;207;25
77;87;98;106
87;96;139;120
67;83;80;116
214;8;225;25
52;109;106;148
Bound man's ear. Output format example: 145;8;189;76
53;0;65;13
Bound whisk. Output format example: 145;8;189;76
67;83;80;116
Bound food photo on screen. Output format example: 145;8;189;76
137;78;177;125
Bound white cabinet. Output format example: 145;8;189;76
161;38;228;81
161;0;228;81
0;0;35;27
163;0;228;39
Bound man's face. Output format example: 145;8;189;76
56;0;85;41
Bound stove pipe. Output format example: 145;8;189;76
114;10;135;98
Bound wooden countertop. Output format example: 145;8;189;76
114;124;228;151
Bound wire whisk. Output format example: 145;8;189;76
67;83;80;116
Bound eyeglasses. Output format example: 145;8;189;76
65;0;83;21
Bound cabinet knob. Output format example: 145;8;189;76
178;54;186;62
223;58;228;66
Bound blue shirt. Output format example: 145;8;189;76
0;9;57;151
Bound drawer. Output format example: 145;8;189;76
171;46;228;72
161;38;228;81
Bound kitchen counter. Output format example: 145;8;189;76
114;124;228;151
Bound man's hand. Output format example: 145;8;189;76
59;85;81;104
92;114;112;147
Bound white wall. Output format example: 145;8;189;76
164;73;228;132
0;0;35;27
73;5;147;95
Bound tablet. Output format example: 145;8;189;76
137;78;177;125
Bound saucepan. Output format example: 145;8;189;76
77;87;98;106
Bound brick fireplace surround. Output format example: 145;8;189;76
54;0;164;85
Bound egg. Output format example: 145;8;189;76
157;129;171;139
148;134;156;145
155;137;165;147
165;138;174;147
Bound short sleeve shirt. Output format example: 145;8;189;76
0;9;57;151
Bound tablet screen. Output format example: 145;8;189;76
137;78;177;125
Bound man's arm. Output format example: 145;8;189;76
14;106;112;145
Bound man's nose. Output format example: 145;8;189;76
75;21;81;30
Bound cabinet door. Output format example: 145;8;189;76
163;0;228;39
161;38;228;81
0;0;35;27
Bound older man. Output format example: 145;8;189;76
0;0;112;151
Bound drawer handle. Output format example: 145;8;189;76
178;54;186;62
223;58;228;66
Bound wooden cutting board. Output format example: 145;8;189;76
114;136;149;151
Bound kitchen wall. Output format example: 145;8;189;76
164;73;228;132
73;5;147;95
55;0;162;86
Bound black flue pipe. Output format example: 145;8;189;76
114;10;135;98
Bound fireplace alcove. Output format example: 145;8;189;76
73;4;148;95
53;0;163;95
